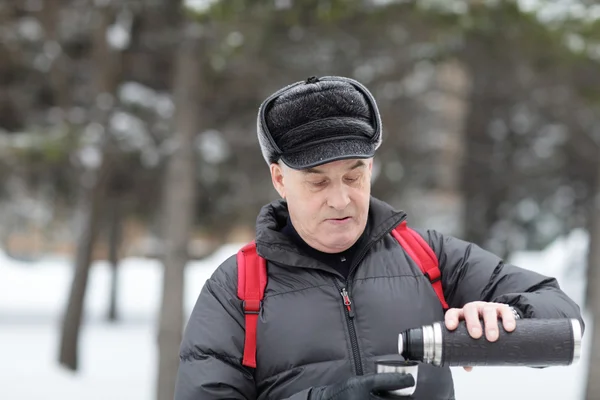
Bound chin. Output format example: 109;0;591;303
324;233;359;250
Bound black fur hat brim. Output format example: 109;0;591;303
280;136;376;169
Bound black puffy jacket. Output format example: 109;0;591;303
174;197;584;399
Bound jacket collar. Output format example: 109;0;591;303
254;196;407;274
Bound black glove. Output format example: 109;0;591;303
308;372;415;400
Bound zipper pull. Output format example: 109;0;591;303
340;288;355;318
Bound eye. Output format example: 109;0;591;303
345;175;360;183
311;180;327;187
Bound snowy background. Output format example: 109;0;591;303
1;229;590;400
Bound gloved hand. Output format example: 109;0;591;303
308;372;415;400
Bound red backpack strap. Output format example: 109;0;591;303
236;240;267;368
391;221;449;310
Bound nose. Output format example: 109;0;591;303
326;186;351;210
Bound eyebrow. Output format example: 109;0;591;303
303;160;366;175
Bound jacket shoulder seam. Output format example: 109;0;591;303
353;273;425;283
180;348;239;364
264;275;428;300
265;283;334;300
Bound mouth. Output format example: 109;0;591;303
326;216;352;223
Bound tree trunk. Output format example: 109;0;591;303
155;21;202;400
460;37;510;255
585;158;600;400
58;159;113;370
402;59;470;237
460;81;496;245
107;197;122;322
58;2;120;371
38;0;70;109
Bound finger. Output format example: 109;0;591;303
500;305;517;332
369;372;416;392
463;366;473;372
482;305;499;342
444;308;463;330
463;303;482;339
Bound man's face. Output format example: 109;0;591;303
270;158;373;253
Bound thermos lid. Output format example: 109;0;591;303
370;392;414;399
373;354;418;367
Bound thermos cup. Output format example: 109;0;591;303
372;355;418;399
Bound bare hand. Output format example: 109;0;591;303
444;301;517;372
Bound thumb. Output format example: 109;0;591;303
368;372;416;392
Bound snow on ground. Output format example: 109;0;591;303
0;231;592;400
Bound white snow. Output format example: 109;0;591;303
196;130;230;164
118;82;175;119
0;230;592;399
106;9;133;51
17;17;44;42
76;145;103;170
110;111;151;152
185;0;220;13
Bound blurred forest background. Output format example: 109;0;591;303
1;0;600;399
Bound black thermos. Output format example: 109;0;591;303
397;318;582;367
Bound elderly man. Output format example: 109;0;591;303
174;76;584;400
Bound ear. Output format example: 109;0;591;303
270;162;285;198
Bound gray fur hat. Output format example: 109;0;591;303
257;75;383;169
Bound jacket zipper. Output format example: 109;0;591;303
340;287;355;318
334;280;362;375
332;214;407;376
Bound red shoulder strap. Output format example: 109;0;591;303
391;221;449;310
237;240;267;368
